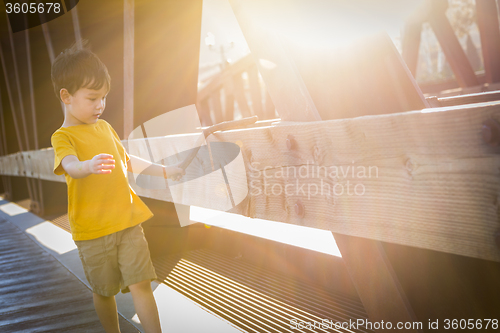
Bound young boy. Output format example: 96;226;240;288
51;42;184;333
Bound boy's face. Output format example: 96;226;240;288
61;84;108;126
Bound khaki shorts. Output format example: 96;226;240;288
74;224;157;297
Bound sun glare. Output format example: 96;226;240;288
190;206;341;257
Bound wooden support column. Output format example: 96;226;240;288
25;22;44;214
401;21;422;77
427;0;478;88
229;0;321;122
0;90;12;199
232;73;252;118
70;0;83;49
229;0;421;330
476;0;500;84
124;0;134;138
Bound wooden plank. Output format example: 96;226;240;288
232;73;252;118
401;21;422;78
196;98;213;126
2;103;500;262
476;0;500;84
438;90;500;107
428;5;478;88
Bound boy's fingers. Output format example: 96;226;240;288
97;158;115;164
100;164;115;169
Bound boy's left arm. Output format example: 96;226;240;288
127;155;185;181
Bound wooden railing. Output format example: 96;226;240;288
196;54;276;126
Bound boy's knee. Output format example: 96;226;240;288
128;279;152;292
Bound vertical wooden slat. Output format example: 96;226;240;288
232;73;252;118
70;0;83;49
124;0;134;138
197;98;213;126
25;21;44;214
401;21;422;77
247;65;264;118
0;23;35;204
428;1;478;88
223;85;235;121
476;0;500;84
0;90;12;199
229;0;321;122
210;89;224;124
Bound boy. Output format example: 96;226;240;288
51;42;184;333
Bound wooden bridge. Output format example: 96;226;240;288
1;0;500;332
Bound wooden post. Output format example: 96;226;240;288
427;1;478;88
210;89;224;124
124;0;134;138
229;0;321;122
70;1;83;49
229;0;422;330
476;0;500;84
232;73;252;118
247;65;264;118
401;21;422;77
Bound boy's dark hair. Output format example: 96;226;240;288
51;40;111;101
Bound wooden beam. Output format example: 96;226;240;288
232;73;252;118
229;0;321;122
401;21;422;77
428;6;478;88
124;0;134;138
476;0;500;84
1;102;500;262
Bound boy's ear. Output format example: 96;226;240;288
60;88;71;104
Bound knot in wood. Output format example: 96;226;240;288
294;200;304;218
313;145;321;164
286;135;296;150
406;159;414;173
482;119;500;147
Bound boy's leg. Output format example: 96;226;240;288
129;279;161;333
93;292;121;333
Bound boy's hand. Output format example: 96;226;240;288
89;154;115;174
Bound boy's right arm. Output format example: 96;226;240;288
61;154;115;179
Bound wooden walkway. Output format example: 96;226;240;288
0;217;140;333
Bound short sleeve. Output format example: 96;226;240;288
51;131;77;175
104;120;130;162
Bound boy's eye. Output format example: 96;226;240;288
89;98;96;101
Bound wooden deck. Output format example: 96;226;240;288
0;214;139;333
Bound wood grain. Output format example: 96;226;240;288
2;102;500;261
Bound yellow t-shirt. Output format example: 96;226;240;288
51;119;153;241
